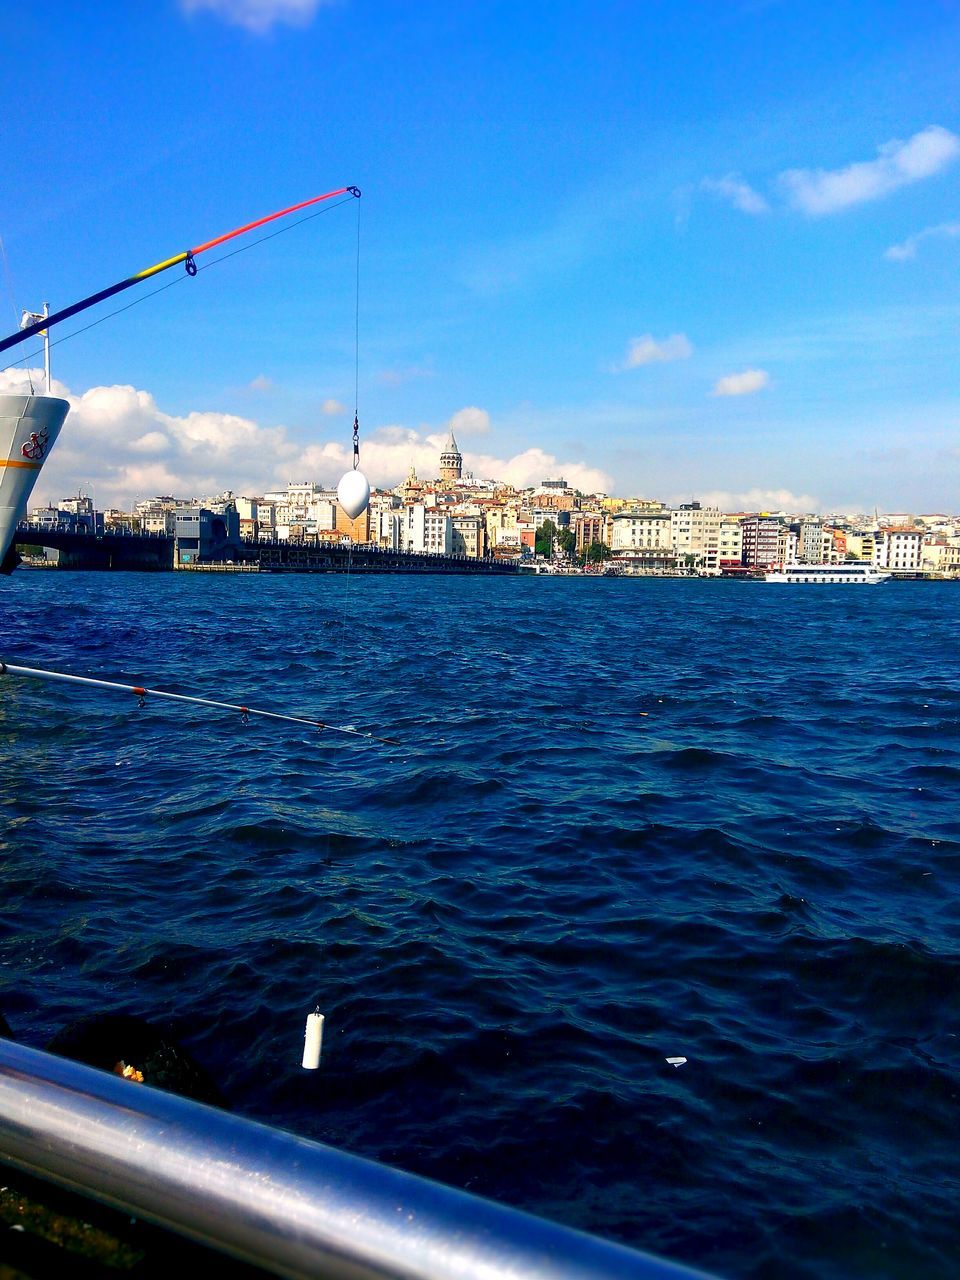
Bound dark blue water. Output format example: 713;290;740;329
2;572;959;1278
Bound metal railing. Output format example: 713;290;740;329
0;1037;710;1280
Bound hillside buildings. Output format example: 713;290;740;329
26;436;960;576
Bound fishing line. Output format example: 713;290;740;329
354;194;361;422
332;193;363;725
0;194;357;376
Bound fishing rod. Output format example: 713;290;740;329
0;661;397;746
0;186;361;357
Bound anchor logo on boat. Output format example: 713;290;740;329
20;428;49;461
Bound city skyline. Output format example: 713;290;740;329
20;399;958;525
2;2;958;511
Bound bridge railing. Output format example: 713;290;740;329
16;522;170;539
0;1037;708;1280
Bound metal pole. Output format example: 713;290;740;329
0;661;398;746
42;302;50;393
0;1038;709;1280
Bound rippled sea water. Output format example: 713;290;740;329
2;571;959;1278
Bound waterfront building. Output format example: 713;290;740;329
401;504;453;555
336;501;371;544
451;514;484;558
143;509;176;535
876;527;925;573
844;530;878;562
485;506;524;550
797;519;828;563
921;541;949;575
572;512;607;555
255;501;276;539
830;527;848;559
942;544;960;577
234;494;274;542
778;525;798;567
174;503;242;565
375;510;402;550
670;502;721;573
610;510;672;555
718;517;743;569
614;548;677;574
740;514;781;569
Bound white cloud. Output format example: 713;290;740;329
884;222;960;261
780;125;960;216
617;333;693;370
700;174;769;215
179;0;329;34
712;368;769;397
1;370;612;506
465;447;610;493
693;488;820;514
321;398;346;415
129;431;170;454
2;370;298;507
248;374;273;391
446;406;490;437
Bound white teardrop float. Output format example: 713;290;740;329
336;468;370;520
0;393;70;569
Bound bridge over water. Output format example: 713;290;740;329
12;524;517;575
12;524;174;571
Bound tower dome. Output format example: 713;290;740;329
439;429;462;483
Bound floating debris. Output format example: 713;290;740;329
302;1010;325;1070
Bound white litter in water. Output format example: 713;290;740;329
666;1056;687;1068
301;1010;324;1070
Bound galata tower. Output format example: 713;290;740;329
439;429;462;483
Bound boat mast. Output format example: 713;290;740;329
17;303;51;393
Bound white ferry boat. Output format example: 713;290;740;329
765;563;891;585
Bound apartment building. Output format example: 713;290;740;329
876;527;925;573
740;515;781;569
402;504;453;555
718;518;743;568
671;502;721;572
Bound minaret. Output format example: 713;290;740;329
439;430;462;483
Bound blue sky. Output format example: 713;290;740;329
2;0;959;512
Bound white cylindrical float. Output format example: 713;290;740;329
301;1010;324;1070
0;393;70;565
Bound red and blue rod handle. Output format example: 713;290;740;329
0;186;360;357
